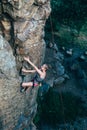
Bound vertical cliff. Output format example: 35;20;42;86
0;0;51;130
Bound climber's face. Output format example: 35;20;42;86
41;64;48;71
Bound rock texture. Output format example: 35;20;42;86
1;0;51;69
0;35;17;78
0;0;51;130
0;35;39;130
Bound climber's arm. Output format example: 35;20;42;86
24;57;43;75
22;68;36;73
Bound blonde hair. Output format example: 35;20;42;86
43;64;48;70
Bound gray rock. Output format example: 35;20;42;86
35;0;48;5
62;46;66;51
0;35;17;78
80;55;86;60
63;74;70;79
66;48;73;56
54;77;65;85
55;61;65;76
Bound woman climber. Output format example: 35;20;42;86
20;56;48;92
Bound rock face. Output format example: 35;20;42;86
0;35;17;78
0;0;51;130
1;0;51;69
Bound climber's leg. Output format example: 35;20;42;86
20;82;33;93
22;82;33;88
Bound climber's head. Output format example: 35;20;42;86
41;64;48;71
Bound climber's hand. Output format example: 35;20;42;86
24;56;30;62
22;68;27;72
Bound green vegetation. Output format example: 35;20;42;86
45;0;87;48
34;88;87;125
46;0;87;31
